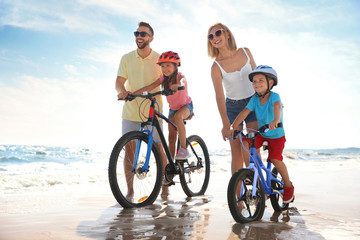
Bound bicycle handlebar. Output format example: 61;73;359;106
234;122;283;139
118;86;185;101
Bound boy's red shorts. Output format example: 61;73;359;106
243;135;286;161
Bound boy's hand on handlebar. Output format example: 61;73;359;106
269;121;280;130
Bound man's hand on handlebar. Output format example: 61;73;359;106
117;91;130;101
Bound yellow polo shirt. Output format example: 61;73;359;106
117;50;163;122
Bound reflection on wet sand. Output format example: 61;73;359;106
78;198;328;240
228;207;326;240
79;196;210;240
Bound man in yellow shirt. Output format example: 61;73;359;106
116;22;168;199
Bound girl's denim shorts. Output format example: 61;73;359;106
169;101;194;119
226;96;257;125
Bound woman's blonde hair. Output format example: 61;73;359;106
207;23;237;59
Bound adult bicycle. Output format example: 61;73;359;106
109;87;210;208
227;123;293;223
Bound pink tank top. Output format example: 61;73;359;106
160;72;192;110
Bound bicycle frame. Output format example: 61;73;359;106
132;96;178;174
239;131;284;199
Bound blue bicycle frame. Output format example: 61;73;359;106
238;130;284;200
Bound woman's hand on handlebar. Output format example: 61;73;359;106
221;125;230;141
224;128;235;140
223;125;240;141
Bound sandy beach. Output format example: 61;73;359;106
1;158;360;240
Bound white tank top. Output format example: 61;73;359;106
214;48;255;100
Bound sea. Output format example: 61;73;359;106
1;144;360;194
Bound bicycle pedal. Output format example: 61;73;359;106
175;159;187;163
164;181;175;186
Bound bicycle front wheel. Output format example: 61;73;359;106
179;135;210;197
227;169;265;223
108;131;163;208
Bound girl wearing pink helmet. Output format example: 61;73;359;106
135;51;193;161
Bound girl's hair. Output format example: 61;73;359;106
207;23;237;59
162;64;178;90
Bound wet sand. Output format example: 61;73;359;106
1;160;360;240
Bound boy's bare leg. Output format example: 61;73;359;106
271;159;291;187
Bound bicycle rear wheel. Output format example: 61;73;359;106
270;167;289;211
179;135;210;197
227;169;265;223
108;131;163;208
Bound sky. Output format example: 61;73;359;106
0;0;359;150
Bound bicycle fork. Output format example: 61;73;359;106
131;116;156;174
239;152;262;201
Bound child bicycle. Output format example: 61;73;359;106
227;123;292;223
108;87;210;208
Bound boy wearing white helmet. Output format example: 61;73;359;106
225;65;294;203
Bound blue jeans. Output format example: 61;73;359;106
226;97;257;125
168;101;194;119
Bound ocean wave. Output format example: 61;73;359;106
0;161;108;192
0;144;103;166
0;156;35;164
1;144;359;192
283;148;360;162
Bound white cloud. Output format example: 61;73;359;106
64;64;78;75
0;74;121;147
79;42;132;68
0;0;117;34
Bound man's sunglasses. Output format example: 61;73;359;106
134;31;152;37
208;29;223;40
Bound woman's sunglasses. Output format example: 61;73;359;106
134;31;152;37
208;29;223;40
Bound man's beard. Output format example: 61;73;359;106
136;39;150;49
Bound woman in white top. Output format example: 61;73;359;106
207;23;259;174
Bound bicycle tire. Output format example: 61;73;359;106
227;169;265;223
179;135;210;197
108;131;163;208
270;167;289;211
